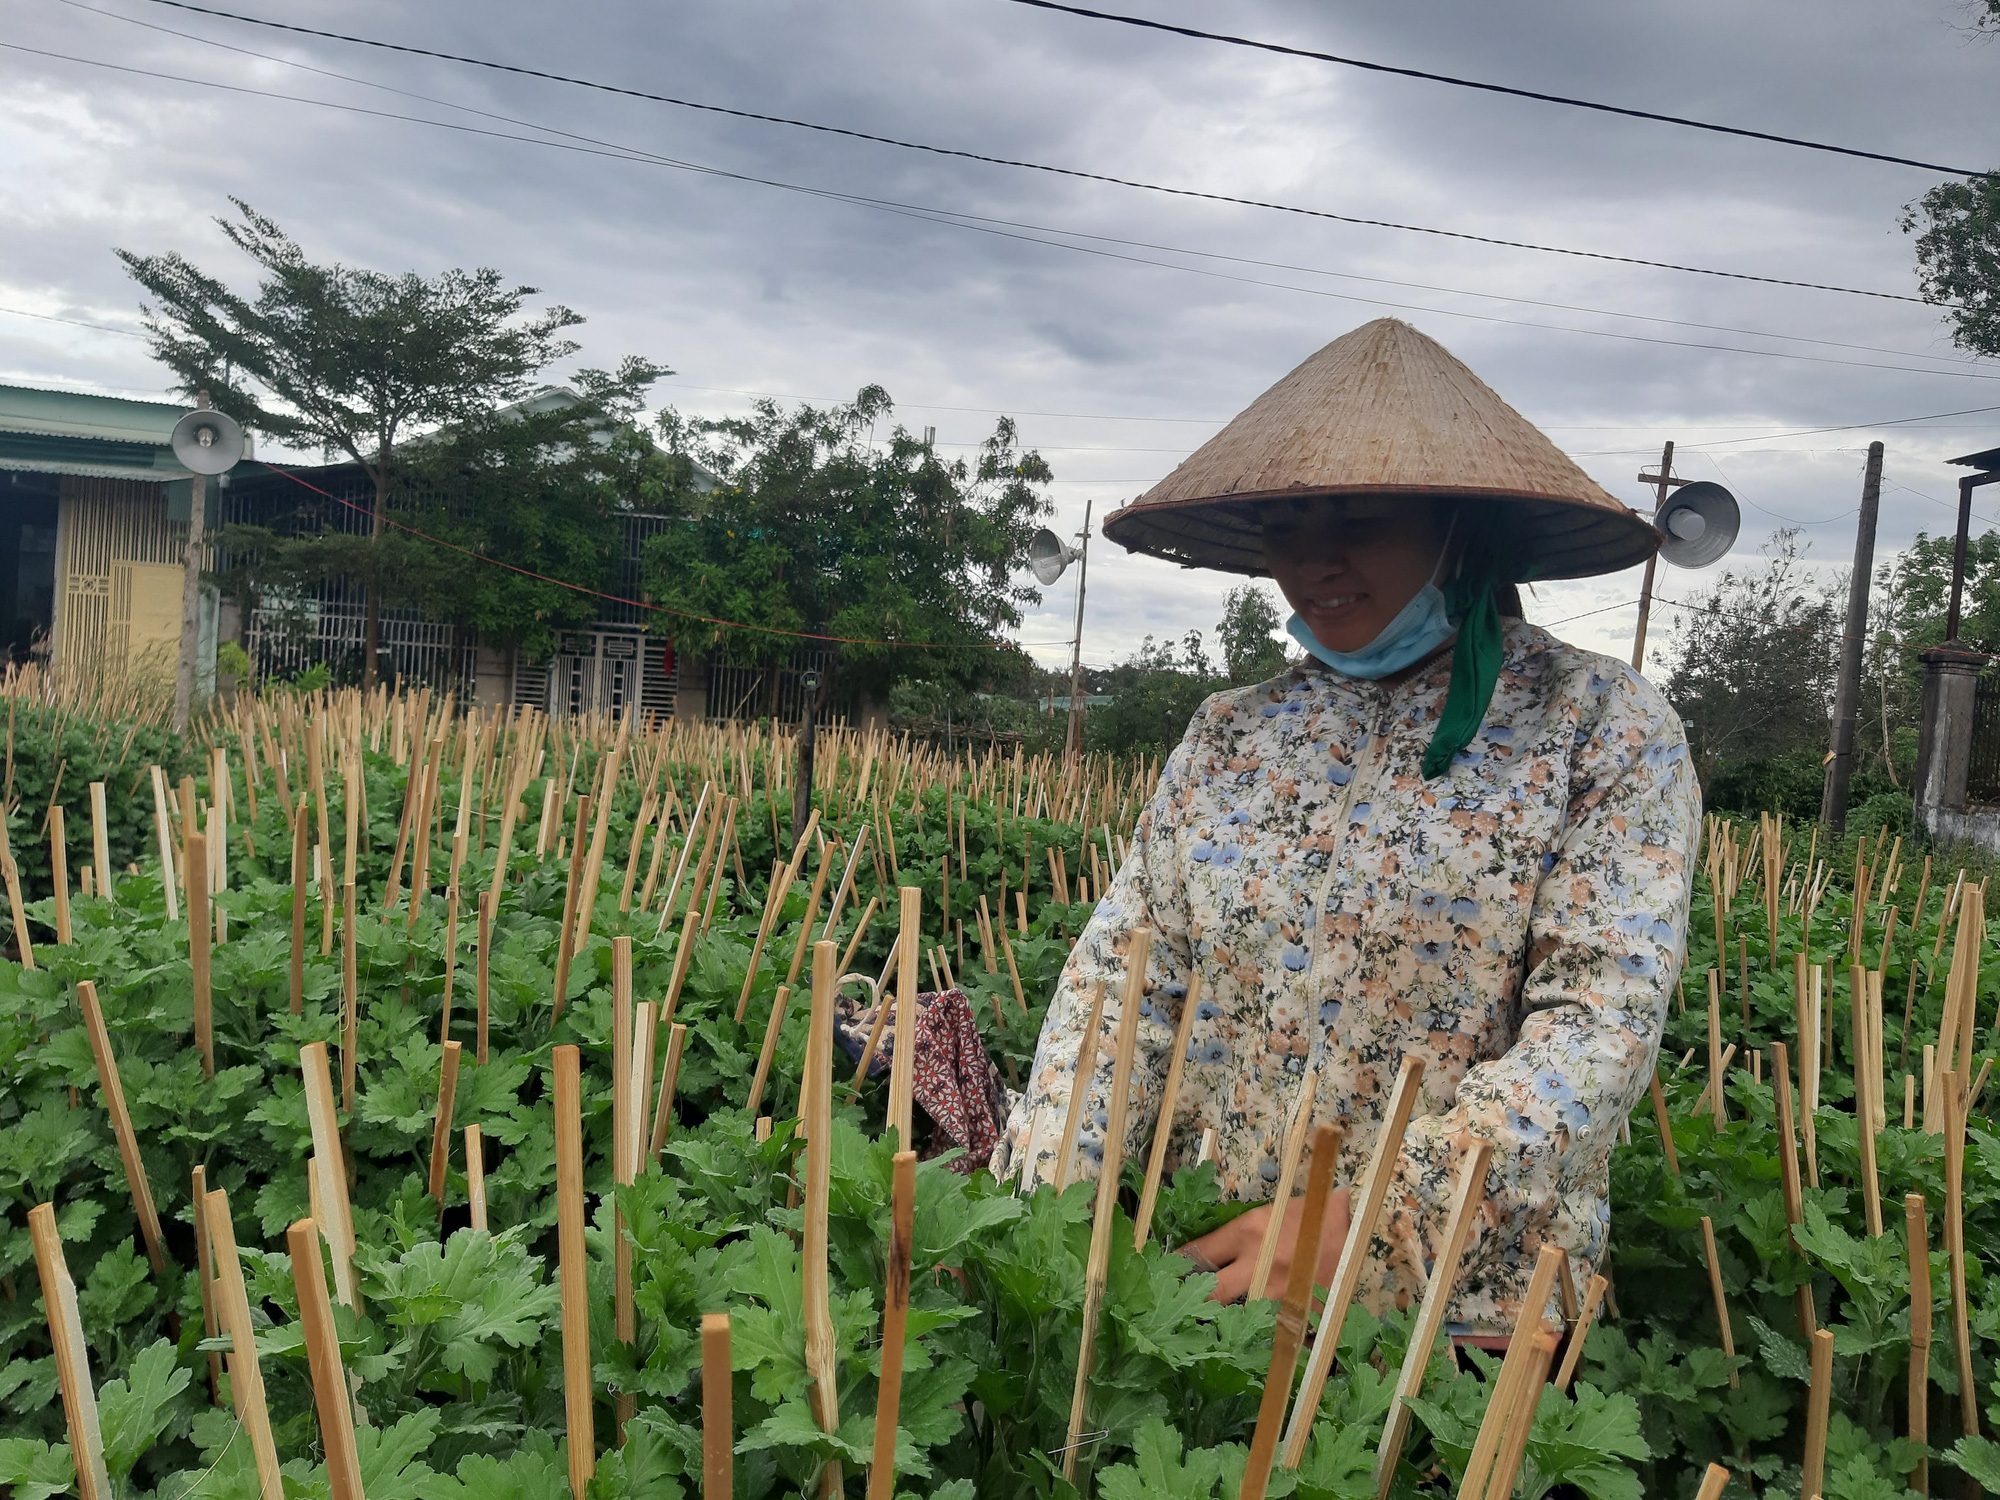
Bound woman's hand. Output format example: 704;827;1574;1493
1181;1187;1352;1304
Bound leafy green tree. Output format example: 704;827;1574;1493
1087;631;1224;755
640;387;1052;711
1903;173;2000;356
117;200;662;682
1660;530;1841;768
1216;583;1290;684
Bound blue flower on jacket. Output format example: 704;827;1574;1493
1191;841;1215;863
1225;809;1252;825
1615;953;1657;978
1215;844;1244;867
1258;1155;1282;1183
1541;851;1559;873
1350;802;1372;824
1200;1038;1228;1063
1414;941;1450;965
1282;945;1309;972
1505;1108;1547;1144
1327;762;1354;786
1416;890;1448;917
1319;998;1342;1026
1197;997;1222;1021
1448;897;1482;923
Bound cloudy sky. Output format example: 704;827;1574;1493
4;0;1999;676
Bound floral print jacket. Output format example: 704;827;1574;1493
993;620;1700;1335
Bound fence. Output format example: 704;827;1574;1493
1966;669;2000;806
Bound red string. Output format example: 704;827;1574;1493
253;460;1018;652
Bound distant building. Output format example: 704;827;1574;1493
0;382;220;688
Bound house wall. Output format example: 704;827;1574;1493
54;475;202;685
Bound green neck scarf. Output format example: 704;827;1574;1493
1421;573;1504;779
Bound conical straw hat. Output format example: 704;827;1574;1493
1101;319;1657;580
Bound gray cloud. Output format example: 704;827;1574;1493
2;0;1997;676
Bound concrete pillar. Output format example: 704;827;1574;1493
1915;646;1985;825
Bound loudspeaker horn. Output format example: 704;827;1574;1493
1028;527;1083;586
171;408;246;476
1655;480;1738;569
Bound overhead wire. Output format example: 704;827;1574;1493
3;36;1989;384
105;0;1934;303
1001;0;1990;178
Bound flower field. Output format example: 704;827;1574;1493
0;683;1989;1500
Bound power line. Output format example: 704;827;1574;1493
118;0;1930;303
74;0;1982;364
19;37;1982;384
1001;0;1989;179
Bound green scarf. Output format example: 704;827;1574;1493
1421;573;1504;779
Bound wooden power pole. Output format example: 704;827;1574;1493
1822;441;1885;831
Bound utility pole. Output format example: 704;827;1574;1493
1821;441;1885;831
172;391;212;735
793;667;822;852
1631;441;1688;673
1064;498;1093;764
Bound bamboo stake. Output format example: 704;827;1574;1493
1282;1056;1425;1464
804;940;842;1496
746;984;792;1118
1240;1123;1340;1500
1457;1246;1566;1500
551;795;591;1023
427;1041;462;1204
1553;1274;1609;1392
1707;967;1725;1128
1802;1327;1835;1500
702;1314;732;1500
49;804;70;944
1694;1463;1732;1500
571;729;624;954
299;1043;359;1309
1482;1330;1559;1500
1647;1068;1680;1175
88;779;111;899
467;1125;488;1231
1945;1074;1978;1441
732;807;817;1023
75;981;165;1272
889;884;921;1152
1771;1042;1815;1336
1699;1216;1739;1387
189;830;212;1079
1246;1069;1321;1303
1373;1142;1492;1498
866;1149;918;1500
150;765;179;921
439;880;461;1045
554;1044;594;1498
1907;1192;1931;1496
1061;926;1152;1487
782;836;831;987
288;1218;363;1500
205;1189;284;1499
631;1002;657;1175
648;1022;688;1158
476;891;491;1064
1852;965;1883;1237
192;1165;221;1405
1049;982;1109;1192
30;1202;112;1500
341;883;358;1112
1134;973;1203;1250
288;809;307;1014
1802;961;1821;1186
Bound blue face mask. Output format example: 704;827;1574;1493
1285;521;1458;680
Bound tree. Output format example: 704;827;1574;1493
640;387;1053;711
1902;174;2000;357
117;200;659;683
1660;530;1842;767
1087;631;1224;755
1216;584;1290;684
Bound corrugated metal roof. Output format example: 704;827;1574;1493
0;381;252;482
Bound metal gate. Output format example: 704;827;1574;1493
529;628;674;721
1967;670;2000;805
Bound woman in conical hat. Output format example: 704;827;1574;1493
995;319;1700;1339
